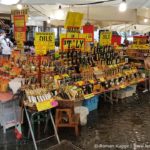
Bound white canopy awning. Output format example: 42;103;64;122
0;0;150;30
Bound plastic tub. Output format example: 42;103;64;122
83;96;100;112
74;106;89;126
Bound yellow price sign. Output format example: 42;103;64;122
79;33;93;42
34;44;47;55
62;74;69;78
67;33;79;38
34;32;55;55
89;80;95;84
60;34;66;49
64;11;84;28
36;99;58;112
35;32;55;43
62;38;85;51
84;93;94;99
34;41;55;50
11;8;28;16
15;20;25;27
16;40;24;49
100;31;112;46
120;85;126;89
14;15;25;28
15;32;26;41
54;75;61;80
76;81;84;86
99;77;105;82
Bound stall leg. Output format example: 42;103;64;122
148;70;150;91
116;90;119;103
49;110;60;144
110;91;113;105
2;103;6;134
25;107;38;150
44;113;49;133
104;93;106;102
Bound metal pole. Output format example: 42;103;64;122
148;70;150;92
25;107;38;150
49;110;60;144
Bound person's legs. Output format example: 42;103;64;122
2;54;10;60
0;54;3;66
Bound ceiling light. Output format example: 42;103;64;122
17;4;23;10
144;18;148;23
59;5;62;9
55;5;64;20
28;16;31;20
119;0;127;12
47;18;51;24
134;26;136;30
0;0;20;5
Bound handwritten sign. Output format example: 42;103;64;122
15;32;26;41
16;40;24;49
60;34;66;49
14;15;26;29
35;32;54;42
83;25;94;42
36;99;58;112
100;31;112;46
11;8;28;16
64;11;84;28
133;36;147;45
14;15;26;47
67;32;79;38
130;44;149;49
34;32;55;55
62;38;85;51
79;33;93;42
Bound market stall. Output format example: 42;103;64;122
0;2;150;150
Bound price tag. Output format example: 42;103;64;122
36;99;58;112
84;93;95;99
62;74;69;78
100;31;112;46
79;33;92;42
35;32;55;42
109;65;113;68
120;85;126;89
54;75;61;80
34;32;55;54
118;73;122;77
16;40;24;49
67;33;79;38
89;80;94;84
15;32;26;41
94;67;99;71
77;81;84;86
64;11;83;28
99;77;105;82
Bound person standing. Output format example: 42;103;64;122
0;29;13;59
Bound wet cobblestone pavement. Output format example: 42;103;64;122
0;92;150;150
74;92;150;150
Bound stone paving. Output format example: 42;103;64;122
0;92;150;150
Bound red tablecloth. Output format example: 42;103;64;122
0;92;13;102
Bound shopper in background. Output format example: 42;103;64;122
124;38;129;47
0;29;13;59
147;36;150;44
144;55;150;70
